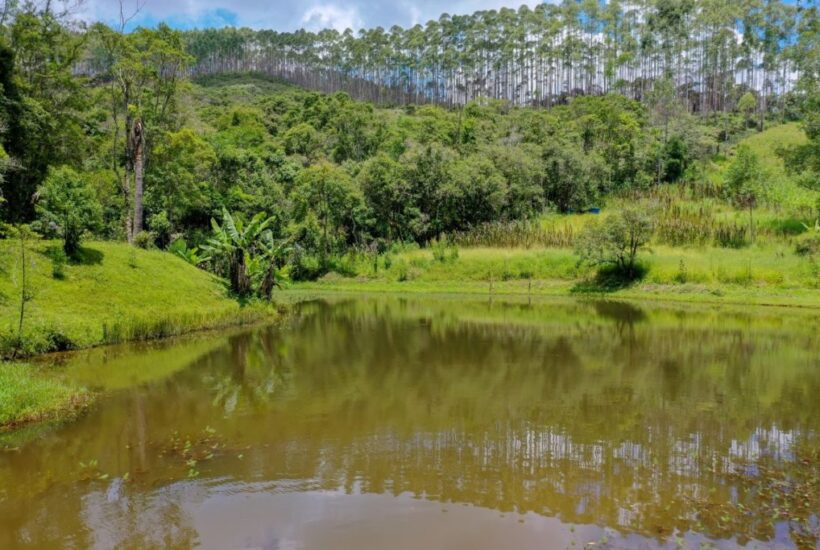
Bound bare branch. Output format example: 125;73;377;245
119;0;146;33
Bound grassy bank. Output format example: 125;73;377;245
0;240;271;356
291;244;819;308
0;239;276;431
0;362;92;431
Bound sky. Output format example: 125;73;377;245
78;0;544;33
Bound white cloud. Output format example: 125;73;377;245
404;3;422;27
442;1;542;16
301;4;363;32
76;1;547;32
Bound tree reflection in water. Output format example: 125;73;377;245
0;297;817;548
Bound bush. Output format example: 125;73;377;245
35;166;101;257
766;218;808;237
289;249;323;281
795;233;820;257
133;231;156;249
148;211;172;249
329;252;360;277
575;208;654;280
430;238;458;263
50;248;67;280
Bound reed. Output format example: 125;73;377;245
450;219;577;249
101;307;269;345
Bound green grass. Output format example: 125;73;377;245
705;122;816;214
0;362;92;430
0;240;270;356
739;122;807;171
293;243;820;308
0;239;276;432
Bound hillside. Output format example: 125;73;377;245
0;241;265;356
294;123;820;307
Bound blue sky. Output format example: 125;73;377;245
80;1;543;32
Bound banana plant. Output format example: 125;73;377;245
247;231;293;300
169;239;211;267
202;208;276;297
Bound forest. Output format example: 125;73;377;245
180;0;814;113
0;0;818;306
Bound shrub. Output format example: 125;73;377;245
766;218;809;237
50;248;67;280
148;211;172;249
430;238;459;263
330;252;360;277
35;166;101;257
394;258;410;281
795;233;820;257
575;208;654;280
133;230;156;249
127;249;138;268
289;249;323;281
724;145;763;241
674;258;689;283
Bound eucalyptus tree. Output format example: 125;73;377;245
178;0;801;115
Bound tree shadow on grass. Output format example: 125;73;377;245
570;264;648;295
71;247;104;265
39;245;104;266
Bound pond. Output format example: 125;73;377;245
1;296;818;549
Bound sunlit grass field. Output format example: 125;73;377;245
0;240;267;356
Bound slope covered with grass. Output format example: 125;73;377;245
0;362;91;431
0;240;266;356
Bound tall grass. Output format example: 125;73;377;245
450;219;577;248
100;307;270;345
0;306;271;357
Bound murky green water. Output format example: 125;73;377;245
1;296;818;549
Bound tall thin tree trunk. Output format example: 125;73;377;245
132;120;145;237
13;227;28;359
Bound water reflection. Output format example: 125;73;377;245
0;297;818;548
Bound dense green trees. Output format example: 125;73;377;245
0;7;86;223
0;2;816;290
292;161;364;264
89;22;190;241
